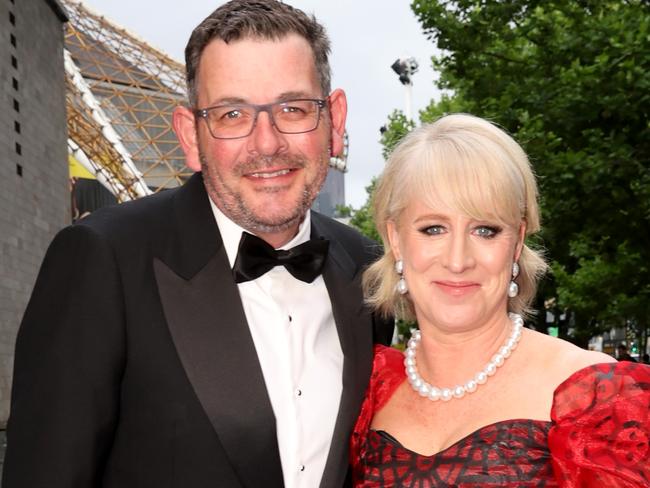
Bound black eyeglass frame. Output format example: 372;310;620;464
193;98;328;140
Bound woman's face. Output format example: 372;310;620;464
388;199;524;333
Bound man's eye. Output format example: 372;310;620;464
222;109;243;120
281;105;307;115
419;225;445;236
475;226;501;238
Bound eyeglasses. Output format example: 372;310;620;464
194;98;327;140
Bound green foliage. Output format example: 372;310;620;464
345;179;381;243
377;0;650;346
380;111;416;160
345;111;415;243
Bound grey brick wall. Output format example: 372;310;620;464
0;0;69;426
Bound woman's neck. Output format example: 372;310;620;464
415;313;515;388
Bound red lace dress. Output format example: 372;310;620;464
351;345;650;487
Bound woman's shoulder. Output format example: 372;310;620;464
547;358;650;486
350;345;406;466
551;359;650;418
373;344;405;370
369;345;406;398
523;328;615;385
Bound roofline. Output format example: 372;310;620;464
71;0;184;68
45;0;69;22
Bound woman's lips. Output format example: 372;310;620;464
434;280;480;296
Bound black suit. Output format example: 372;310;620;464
3;172;393;488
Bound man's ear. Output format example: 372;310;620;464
386;220;401;261
173;105;201;172
327;88;348;158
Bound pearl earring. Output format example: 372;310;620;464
508;262;520;298
395;259;408;295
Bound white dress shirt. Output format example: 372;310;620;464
211;201;343;488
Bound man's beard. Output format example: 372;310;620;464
199;150;328;235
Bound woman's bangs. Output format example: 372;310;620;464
408;141;524;226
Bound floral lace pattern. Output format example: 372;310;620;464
548;362;650;487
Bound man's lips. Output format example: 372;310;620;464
245;167;298;179
434;280;480;296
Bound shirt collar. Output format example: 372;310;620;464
209;198;312;268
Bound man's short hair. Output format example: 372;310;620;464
184;0;331;107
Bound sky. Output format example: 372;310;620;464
80;0;441;208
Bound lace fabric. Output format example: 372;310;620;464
351;345;650;487
549;361;650;487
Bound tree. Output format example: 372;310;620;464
342;111;416;244
375;0;650;349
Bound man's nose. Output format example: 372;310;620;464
246;110;287;156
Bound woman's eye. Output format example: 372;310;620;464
419;225;445;236
474;226;501;238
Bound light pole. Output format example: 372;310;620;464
391;57;419;120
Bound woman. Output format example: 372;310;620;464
352;114;650;487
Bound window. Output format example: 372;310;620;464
15;143;21;156
12;77;18;91
13;98;19;112
14;121;20;134
16;164;22;177
11;55;17;69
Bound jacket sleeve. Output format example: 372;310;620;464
3;224;126;487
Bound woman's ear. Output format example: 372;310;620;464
386;220;401;261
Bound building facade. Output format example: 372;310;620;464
0;0;68;425
313;167;345;218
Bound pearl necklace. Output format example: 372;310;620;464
404;313;524;401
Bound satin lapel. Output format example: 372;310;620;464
154;173;283;488
311;216;374;488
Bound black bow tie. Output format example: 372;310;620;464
233;232;329;284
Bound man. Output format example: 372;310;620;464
3;2;393;487
617;344;637;362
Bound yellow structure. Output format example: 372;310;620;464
62;0;348;209
63;0;190;202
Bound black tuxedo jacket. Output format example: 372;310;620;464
3;173;393;488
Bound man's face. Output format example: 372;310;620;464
176;34;346;242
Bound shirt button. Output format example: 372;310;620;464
298;465;305;472
288;315;292;322
295;388;302;397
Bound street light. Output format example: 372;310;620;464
391;57;419;120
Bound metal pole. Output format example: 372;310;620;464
405;82;413;121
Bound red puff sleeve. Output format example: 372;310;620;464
548;362;650;487
350;345;406;474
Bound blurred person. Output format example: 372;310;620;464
617;343;637;362
3;2;393;487
351;114;650;487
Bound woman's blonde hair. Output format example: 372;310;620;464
364;113;547;321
